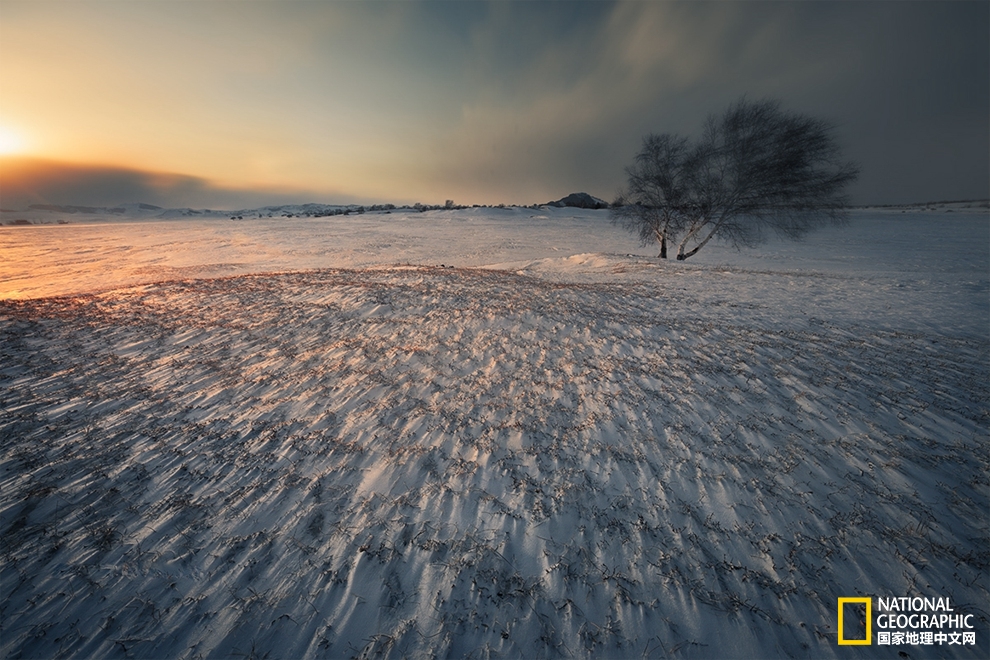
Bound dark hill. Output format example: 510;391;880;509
546;192;609;209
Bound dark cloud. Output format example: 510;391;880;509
427;1;989;205
0;158;365;210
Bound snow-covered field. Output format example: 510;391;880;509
1;206;987;658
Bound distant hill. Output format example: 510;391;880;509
28;204;127;214
545;192;609;209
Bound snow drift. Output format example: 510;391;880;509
1;207;987;658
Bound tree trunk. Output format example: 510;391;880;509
677;223;721;260
655;230;667;259
676;220;705;260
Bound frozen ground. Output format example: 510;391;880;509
1;206;988;658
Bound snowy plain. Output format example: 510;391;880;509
1;204;988;658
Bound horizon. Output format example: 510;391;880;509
1;1;988;209
2;158;989;217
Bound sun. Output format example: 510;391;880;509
0;125;28;155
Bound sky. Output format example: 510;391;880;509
0;0;987;209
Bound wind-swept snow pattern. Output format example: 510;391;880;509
1;209;988;658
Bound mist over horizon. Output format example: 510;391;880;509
2;153;987;214
0;156;374;211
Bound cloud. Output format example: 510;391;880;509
424;2;776;202
0;157;363;210
1;1;985;206
408;1;987;205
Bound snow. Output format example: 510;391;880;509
0;207;637;301
1;205;988;658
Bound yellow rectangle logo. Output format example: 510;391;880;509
838;597;872;645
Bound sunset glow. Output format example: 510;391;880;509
0;126;27;155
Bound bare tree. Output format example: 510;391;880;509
612;99;859;260
610;134;692;259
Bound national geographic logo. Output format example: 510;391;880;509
837;598;871;645
837;596;977;647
